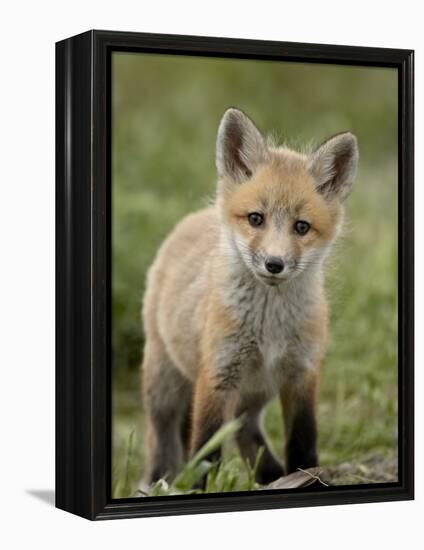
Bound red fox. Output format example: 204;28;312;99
141;108;358;486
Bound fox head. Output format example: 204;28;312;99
216;108;359;286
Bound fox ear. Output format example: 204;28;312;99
216;108;266;183
308;132;359;201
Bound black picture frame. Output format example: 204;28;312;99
55;29;414;521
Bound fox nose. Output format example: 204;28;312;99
265;257;284;274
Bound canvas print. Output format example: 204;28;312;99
111;53;398;498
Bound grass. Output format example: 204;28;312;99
111;53;398;498
135;418;265;497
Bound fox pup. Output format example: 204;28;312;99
142;108;358;485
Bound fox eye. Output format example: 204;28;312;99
294;220;310;235
248;212;264;227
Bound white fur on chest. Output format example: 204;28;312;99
258;299;290;372
222;274;316;394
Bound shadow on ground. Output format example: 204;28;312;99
26;489;55;507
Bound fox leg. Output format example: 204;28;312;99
189;366;235;462
142;343;192;484
236;400;284;484
280;369;319;474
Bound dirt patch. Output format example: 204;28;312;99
265;453;398;490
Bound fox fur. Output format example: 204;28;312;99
141;108;359;485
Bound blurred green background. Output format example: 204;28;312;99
112;52;398;497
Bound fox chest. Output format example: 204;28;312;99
220;284;314;395
249;294;303;370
